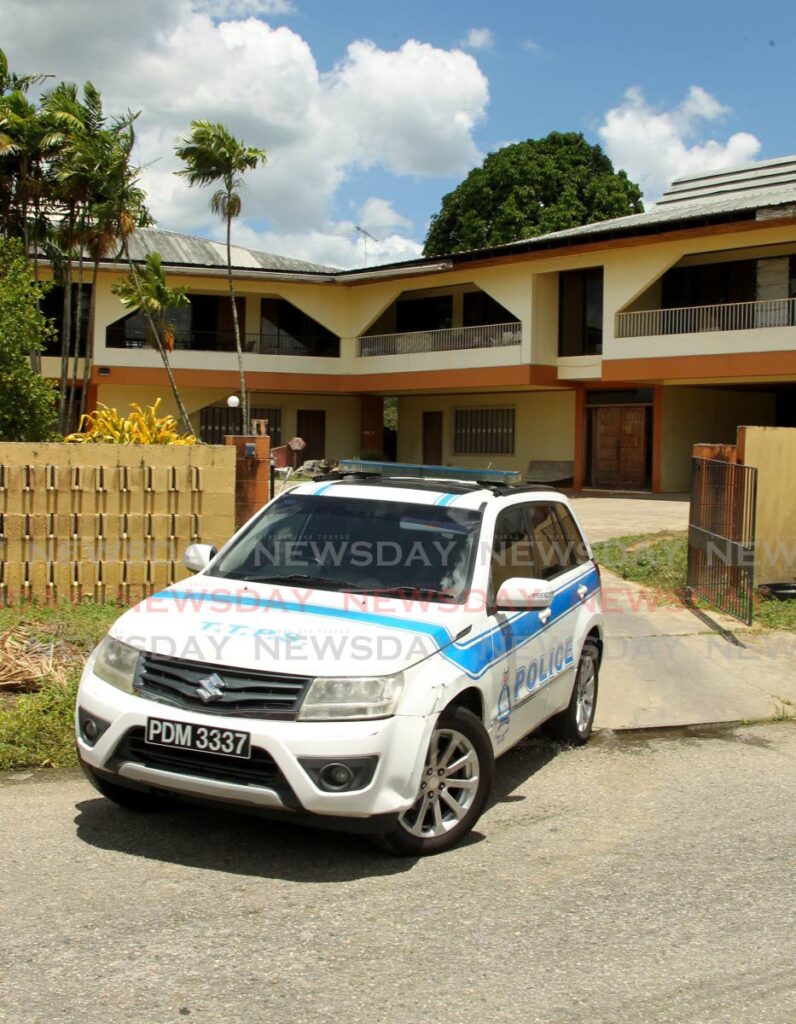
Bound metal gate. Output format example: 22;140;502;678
687;457;758;624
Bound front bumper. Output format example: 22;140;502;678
76;669;435;821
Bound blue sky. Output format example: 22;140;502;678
312;0;795;233
3;0;795;266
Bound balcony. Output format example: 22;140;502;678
105;328;340;357
616;298;796;339
358;322;522;357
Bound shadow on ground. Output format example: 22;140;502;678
73;734;564;881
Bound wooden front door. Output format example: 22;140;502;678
422;411;443;465
296;409;326;464
591;406;647;490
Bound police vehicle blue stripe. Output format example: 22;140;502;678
152;588;455;648
153;565;599;681
313;481;339;495
441;568;600;679
435;493;457;506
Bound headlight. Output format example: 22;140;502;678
298;673;404;721
93;637;141;694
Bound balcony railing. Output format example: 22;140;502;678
105;328;340;357
616;298;796;339
358;322;522;357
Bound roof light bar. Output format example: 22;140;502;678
336;460;521;485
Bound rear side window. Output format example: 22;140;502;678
553;505;590;568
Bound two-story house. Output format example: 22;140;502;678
42;154;796;493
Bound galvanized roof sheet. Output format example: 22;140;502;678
125;227;339;274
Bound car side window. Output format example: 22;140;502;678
553;505;590;568
525;503;572;580
490;505;537;593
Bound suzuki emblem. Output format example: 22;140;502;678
196;672;226;703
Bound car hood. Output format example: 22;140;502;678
110;575;474;677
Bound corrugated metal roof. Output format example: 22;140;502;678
333;154;796;275
79;155;796;281
125;227;339;274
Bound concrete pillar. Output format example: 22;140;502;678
225;434;271;528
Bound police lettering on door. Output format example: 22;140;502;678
498;636;576;721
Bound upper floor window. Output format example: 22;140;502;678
396;295;453;333
558;268;603;357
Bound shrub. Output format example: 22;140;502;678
66;399;197;444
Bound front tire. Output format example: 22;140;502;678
545;639;599;745
376;705;494;856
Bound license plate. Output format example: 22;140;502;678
145;717;251;759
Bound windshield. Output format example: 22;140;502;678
209;493;482;602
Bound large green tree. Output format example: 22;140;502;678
175;121;266;430
423;132;643;257
0;237;58;441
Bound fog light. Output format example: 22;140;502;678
78;707;110;747
320;763;355;791
299;756;379;793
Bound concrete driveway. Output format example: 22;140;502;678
2;722;794;1024
570;497;796;729
571;495;689;542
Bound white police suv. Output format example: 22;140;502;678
76;465;604;855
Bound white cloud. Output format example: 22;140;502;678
461;28;494;51
521;39;542;55
194;0;294;16
233;221;423;269
357;197;413;234
1;0;488;263
598;85;761;202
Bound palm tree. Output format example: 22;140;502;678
42;80;99;432
174;121;266;430
112;252;194;435
76;116;151;421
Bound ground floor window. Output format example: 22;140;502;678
199;406;282;445
453;408;515;455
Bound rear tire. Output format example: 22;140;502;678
81;761;169;812
375;705;494;856
545;639;599;745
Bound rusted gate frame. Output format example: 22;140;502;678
687;457;757;625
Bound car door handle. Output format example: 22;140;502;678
577;585;589;600
538;608;552;623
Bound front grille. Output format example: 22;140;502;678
112;727;291;795
134;652;311;719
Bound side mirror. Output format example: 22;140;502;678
183;543;218;574
495;577;554;611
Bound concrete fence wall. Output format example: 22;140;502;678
738;426;796;586
0;443;236;604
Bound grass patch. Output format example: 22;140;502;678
593;531;796;633
593;531;689;591
0;601;124;771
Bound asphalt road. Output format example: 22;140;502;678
1;722;795;1024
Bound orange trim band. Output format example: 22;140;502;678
603;349;796;382
91;363;562;394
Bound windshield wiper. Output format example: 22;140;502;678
236;573;358;591
348;584;457;602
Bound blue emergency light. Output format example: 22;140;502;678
336;459;521;485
